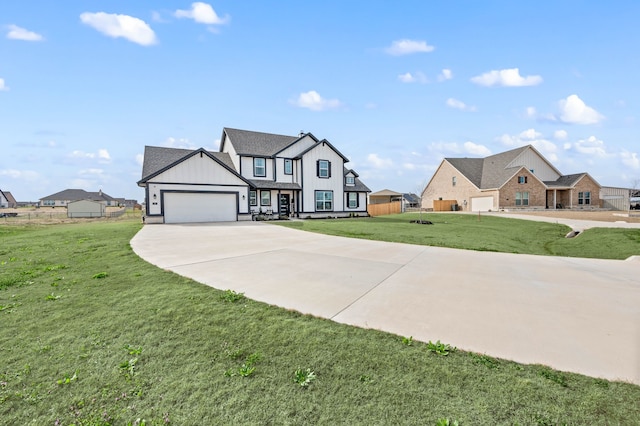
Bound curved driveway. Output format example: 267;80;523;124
130;219;640;385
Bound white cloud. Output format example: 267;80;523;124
446;98;476;112
463;141;491;156
6;24;44;41
498;129;559;161
135;153;144;166
78;168;106;177
68;149;112;163
0;78;8;91
437;69;452;81
80;12;157;46
556;94;604;125
175;2;229;24
525;106;537;118
385;39;434;56
367;153;393;169
398;72;427;84
571;136;609;158
553;130;568;140
164;137;195;149
0;169;40;181
290;90;342;111
151;11;167;23
620;151;640;170
471;68;542;87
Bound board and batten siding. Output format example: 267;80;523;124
274;157;298;183
277;135;317;158
221;138;241;172
301;145;345;213
508;149;561;182
240;156;274;180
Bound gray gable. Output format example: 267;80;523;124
223;128;298;157
41;189;91;201
139;146;236;182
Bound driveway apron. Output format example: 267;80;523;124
130;221;640;385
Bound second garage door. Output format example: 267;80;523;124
471;196;494;212
164;192;237;223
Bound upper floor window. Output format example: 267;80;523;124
284;159;293;175
452;176;457;186
518;176;528;184
317;160;331;178
345;176;355;185
254;158;266;177
578;191;591;205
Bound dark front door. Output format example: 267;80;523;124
279;194;290;216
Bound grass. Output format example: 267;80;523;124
1;220;639;425
275;213;640;259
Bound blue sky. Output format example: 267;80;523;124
2;1;639;202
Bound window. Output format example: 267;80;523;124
452;176;457;186
317;160;331;178
518;176;528;184
348;192;358;209
260;190;271;206
345;176;355;185
254;158;266;177
530;169;535;174
515;192;529;206
315;191;333;211
578;191;591;205
284;159;293;175
43;200;55;206
249;190;257;206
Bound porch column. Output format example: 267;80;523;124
553;189;557;209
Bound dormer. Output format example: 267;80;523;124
344;169;358;187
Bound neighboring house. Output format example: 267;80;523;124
1;190;17;208
39;189;120;207
137;127;371;223
368;189;404;204
422;145;602;212
67;200;106;218
403;193;420;209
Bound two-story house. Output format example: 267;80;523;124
138;127;370;223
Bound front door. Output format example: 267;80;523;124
279;194;290;217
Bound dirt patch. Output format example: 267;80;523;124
512;210;640;223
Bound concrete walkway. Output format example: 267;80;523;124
130;220;640;385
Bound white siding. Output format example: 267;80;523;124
301;144;345;213
274;157;298;183
277;135;317;158
150;154;247;186
221;138;240;171
509;148;561;182
240;156;274;180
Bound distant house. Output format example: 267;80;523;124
368;189;404;204
138;127;371;223
67;200;106;218
403;193;420;209
422;145;602;212
39;189;120;207
0;190;17;208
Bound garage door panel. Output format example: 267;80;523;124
164;192;237;223
471;196;493;212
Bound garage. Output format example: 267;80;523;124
163;192;237;223
471;196;494;212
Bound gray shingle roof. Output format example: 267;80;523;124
544;173;586;188
139;146;236;182
223;128;299;157
447;145;533;189
40;189;115;202
249;180;301;190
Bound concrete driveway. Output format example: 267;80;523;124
130;221;640;385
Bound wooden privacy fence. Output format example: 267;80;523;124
367;201;402;216
433;199;459;211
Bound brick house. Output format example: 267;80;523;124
421;145;601;212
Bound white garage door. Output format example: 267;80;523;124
164;192;237;223
471;196;494;212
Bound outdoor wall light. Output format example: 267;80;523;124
242;195;246;200
153;193;157;200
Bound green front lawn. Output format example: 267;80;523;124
1;221;639;425
275;213;640;259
